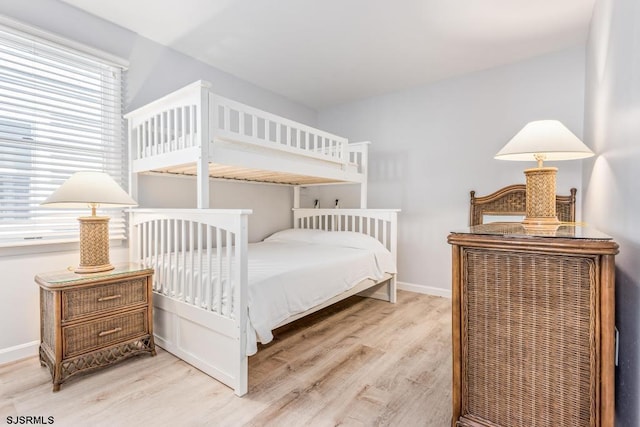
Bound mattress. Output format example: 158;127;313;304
152;229;396;355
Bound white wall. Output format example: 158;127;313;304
584;0;640;424
0;0;315;361
138;175;292;242
317;47;587;293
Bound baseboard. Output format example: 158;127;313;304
0;340;39;366
397;281;451;298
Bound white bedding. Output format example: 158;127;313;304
154;230;396;355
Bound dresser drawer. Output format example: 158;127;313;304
62;278;147;322
63;308;148;358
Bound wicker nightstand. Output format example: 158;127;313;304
36;263;155;391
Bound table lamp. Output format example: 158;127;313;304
41;171;137;273
495;120;593;226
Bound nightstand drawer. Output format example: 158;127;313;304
62;278;147;321
63;308;148;358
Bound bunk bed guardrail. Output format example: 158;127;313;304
125;80;363;172
130;209;251;316
211;93;348;164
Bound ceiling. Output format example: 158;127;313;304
60;0;595;109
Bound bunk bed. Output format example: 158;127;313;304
126;80;370;208
125;81;399;396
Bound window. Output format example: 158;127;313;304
0;21;126;247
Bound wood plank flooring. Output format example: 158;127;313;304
0;291;451;426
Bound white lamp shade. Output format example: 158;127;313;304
41;171;137;208
495;120;594;162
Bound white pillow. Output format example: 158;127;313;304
265;229;386;250
263;228;326;243
312;231;396;274
265;229;396;274
310;231;387;252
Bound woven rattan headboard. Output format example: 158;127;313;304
469;184;576;226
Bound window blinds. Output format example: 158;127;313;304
0;24;126;247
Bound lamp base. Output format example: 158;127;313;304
75;263;115;274
522;217;561;226
76;216;114;274
523;166;560;225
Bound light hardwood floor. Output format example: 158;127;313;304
0;291;451;426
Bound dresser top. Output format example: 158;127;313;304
35;262;153;287
451;222;614;240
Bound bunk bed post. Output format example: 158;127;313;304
293;186;301;209
197;82;211;208
360;181;368;208
389;210;398;303
234;212;250;396
358;142;370;208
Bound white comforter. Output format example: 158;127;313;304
245;232;395;355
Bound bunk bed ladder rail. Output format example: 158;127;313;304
347;142;370;208
348;141;369;177
211;93;349;165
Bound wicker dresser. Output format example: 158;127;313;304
448;223;618;427
36;263;155;391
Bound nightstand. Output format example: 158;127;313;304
36;263;155;391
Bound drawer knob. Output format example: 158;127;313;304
98;327;122;337
97;294;122;302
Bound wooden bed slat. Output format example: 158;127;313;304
151;163;352;185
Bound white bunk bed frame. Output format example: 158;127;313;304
125;81;399;396
126;80;370;209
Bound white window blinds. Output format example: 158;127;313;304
0;24;126;247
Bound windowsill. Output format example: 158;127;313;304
0;238;127;258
